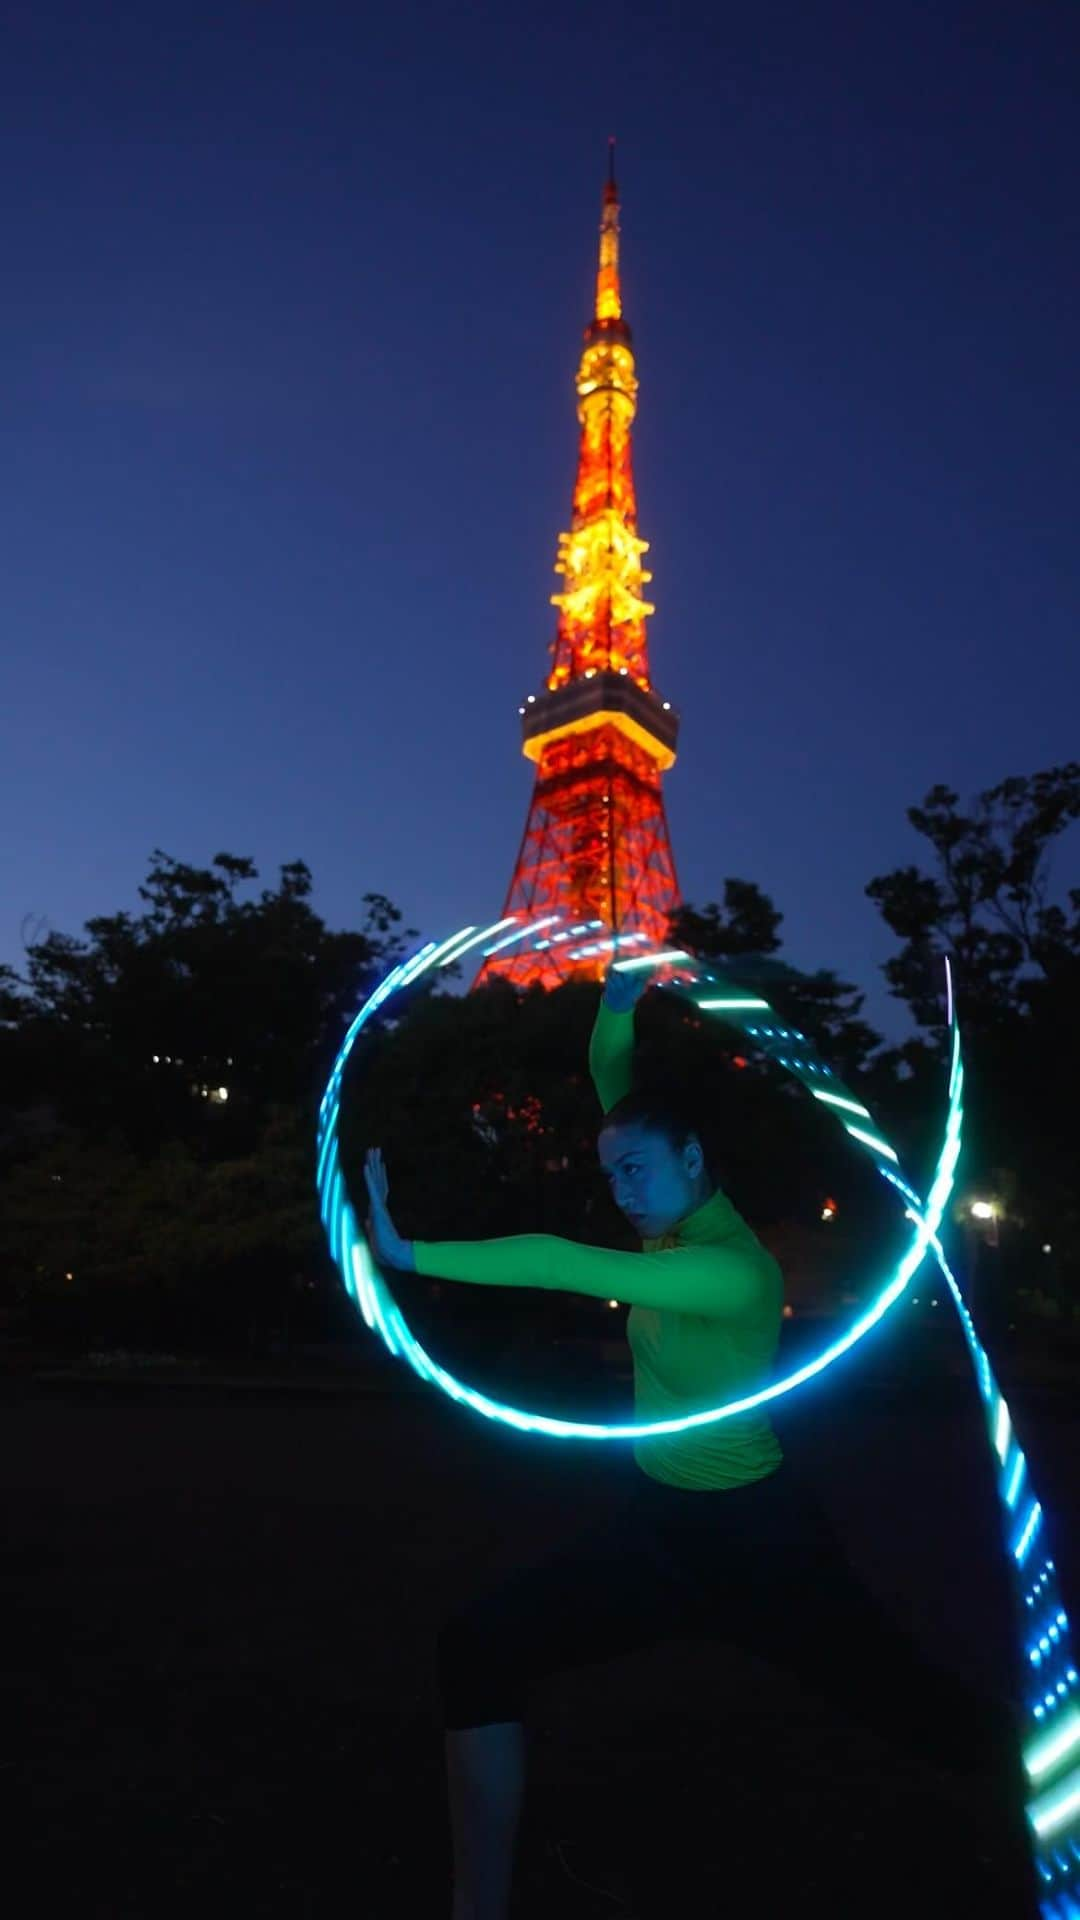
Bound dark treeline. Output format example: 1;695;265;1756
1;764;1077;1356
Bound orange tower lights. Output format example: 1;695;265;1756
474;150;681;993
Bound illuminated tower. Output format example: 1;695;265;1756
474;149;681;993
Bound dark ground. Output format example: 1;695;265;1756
4;1320;1077;1919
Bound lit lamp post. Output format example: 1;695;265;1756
969;1197;999;1243
957;1193;1004;1328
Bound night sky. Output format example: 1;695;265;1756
5;0;1078;1041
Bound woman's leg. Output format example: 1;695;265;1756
689;1468;1038;1909
721;1479;1020;1777
436;1485;698;1920
444;1721;526;1920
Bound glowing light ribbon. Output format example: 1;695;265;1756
315;914;1076;1905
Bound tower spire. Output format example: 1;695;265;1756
473;160;681;994
595;138;623;327
553;150;648;683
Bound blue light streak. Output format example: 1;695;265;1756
315;913;1076;1901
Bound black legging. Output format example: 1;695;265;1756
437;1458;1019;1784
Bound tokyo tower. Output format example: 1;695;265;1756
472;148;681;994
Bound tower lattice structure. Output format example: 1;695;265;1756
473;153;681;994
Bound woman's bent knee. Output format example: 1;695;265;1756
437;1607;529;1732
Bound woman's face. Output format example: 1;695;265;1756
597;1119;709;1238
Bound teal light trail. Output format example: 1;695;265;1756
315;913;1075;1906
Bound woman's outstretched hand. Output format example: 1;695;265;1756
602;960;650;1014
363;1147;415;1270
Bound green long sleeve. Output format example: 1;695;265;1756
588;997;635;1113
411;981;786;1488
412;1229;772;1319
411;987;781;1363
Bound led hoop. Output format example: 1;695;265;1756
317;918;1077;1896
318;916;1078;1896
316;914;956;1436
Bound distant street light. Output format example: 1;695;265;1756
970;1200;996;1221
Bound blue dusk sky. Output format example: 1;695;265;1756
3;0;1078;1042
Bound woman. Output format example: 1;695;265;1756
363;963;1030;1920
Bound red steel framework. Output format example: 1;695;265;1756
472;151;681;994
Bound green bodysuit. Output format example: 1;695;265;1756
412;997;784;1490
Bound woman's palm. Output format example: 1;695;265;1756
364;1147;390;1207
